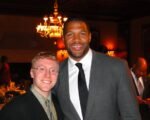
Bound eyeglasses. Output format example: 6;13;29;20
33;66;58;74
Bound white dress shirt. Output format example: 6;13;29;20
131;70;145;96
68;49;92;120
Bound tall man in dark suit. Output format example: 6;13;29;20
131;57;150;120
56;17;141;120
0;52;63;120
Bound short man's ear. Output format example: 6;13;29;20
30;69;34;79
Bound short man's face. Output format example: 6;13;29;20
30;58;59;96
63;21;91;61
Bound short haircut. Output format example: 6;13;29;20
63;17;91;35
31;52;58;67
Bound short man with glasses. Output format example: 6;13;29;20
0;52;63;120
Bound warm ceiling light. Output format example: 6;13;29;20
36;0;68;38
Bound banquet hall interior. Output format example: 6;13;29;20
0;0;150;112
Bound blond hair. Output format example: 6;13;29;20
31;52;58;67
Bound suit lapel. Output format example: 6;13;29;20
132;77;140;96
60;60;81;119
85;52;104;119
27;91;49;120
142;77;149;98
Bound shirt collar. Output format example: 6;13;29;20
30;85;51;103
131;69;142;81
68;49;92;69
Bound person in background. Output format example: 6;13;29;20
0;52;63;120
95;44;108;54
0;56;11;87
55;17;141;120
131;57;150;120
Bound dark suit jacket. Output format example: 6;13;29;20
0;90;63;120
131;72;150;98
131;75;150;120
142;77;150;99
56;51;141;120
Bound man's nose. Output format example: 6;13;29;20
45;69;51;77
74;34;80;42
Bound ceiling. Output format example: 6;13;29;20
0;0;150;21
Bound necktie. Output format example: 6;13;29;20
76;63;88;118
45;100;57;120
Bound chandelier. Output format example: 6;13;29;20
36;0;68;38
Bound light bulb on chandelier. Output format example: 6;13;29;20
36;0;68;38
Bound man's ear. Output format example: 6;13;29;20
30;69;34;79
89;32;92;43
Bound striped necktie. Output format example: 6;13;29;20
45;99;57;120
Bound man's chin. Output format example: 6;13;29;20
42;86;52;92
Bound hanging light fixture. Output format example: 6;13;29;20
36;0;68;38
